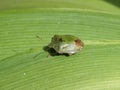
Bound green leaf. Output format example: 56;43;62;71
0;0;120;90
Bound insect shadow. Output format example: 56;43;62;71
43;46;69;57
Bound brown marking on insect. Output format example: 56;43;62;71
74;39;84;49
53;35;59;41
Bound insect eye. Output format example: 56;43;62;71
59;38;62;42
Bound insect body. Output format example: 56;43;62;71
48;35;84;55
